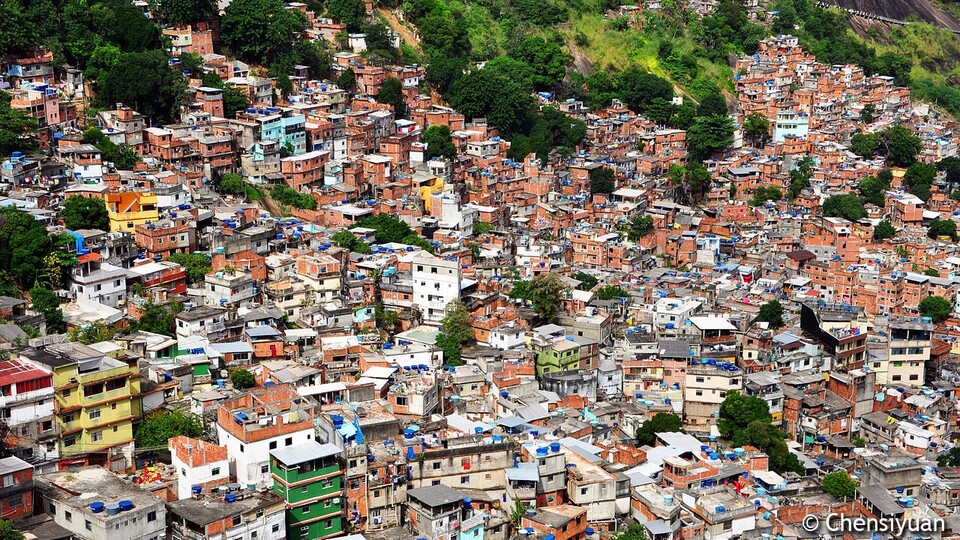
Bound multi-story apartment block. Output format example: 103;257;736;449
69;257;128;308
0;358;58;470
24;343;140;470
412;253;462;324
105;192;159;232
875;317;933;386
215;385;316;487
683;362;743;434
271;441;346;540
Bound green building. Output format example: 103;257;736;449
535;337;580;377
271;441;345;540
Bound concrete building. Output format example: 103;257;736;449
271;441;346;540
0;358;58;470
168;436;230;501
69;258;128;309
204;269;257;307
683;362;742;434
167;489;286;540
411;440;513;492
406;484;465;540
0;456;35;520
36;466;166;540
24;343;140;471
412;253;462;324
876;317;933;385
215;384;316;487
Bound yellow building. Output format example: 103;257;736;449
23;342;141;470
106;191;158;232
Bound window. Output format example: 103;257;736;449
892;375;902;381
373;489;381;497
85;520;92;531
261;465;269;473
285;437;293;446
7;493;22;507
273;524;280;533
270;441;277;450
89;409;101;420
148;511;157;522
301;486;309;493
2;475;12;488
580;488;588;495
396;396;408;406
257;509;264;519
64;436;77;447
350;480;360;490
695;390;704;396
232;515;241;526
65;511;72;522
324;519;333;529
321;478;334;488
239;444;244;453
62;388;71;398
695;377;705;383
91;431;103;442
432;462;441;470
460;476;469;484
212;467;221;475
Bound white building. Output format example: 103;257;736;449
168;436;230;501
489;321;526;350
204;269;257;307
70;259;128;308
37;466;167;540
0;358;58;470
412;253;462;324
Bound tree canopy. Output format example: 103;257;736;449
928;219;958;241
221;0;307;65
873;221;897;242
326;0;366;30
134;409;204;449
153;0;217;25
167;253;213;285
822;471;858;500
755;300;785;328
377;77;407;118
589;167;615;194
635;412;682;446
231;368;256;388
528;272;568;323
822;194;865;222
0;91;38;156
422;125;457;160
95;50;187;124
435;300;473;366
130;301;180;336
686;115;734;162
62;196;109;231
918;296;952;323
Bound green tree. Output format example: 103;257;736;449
221;0;307;65
96;50;187;124
696;91;728;118
613;523;647;540
573;271;598;291
509;280;532;301
222;86;249;119
928;219;958;241
422;125;457;160
332;230;371;254
448;66;533;134
756;300;785;328
717;391;771;443
377;77;407;117
742;112;769;147
270;185;316;210
528;272;568;323
375;303;401;330
473;222;493;235
337;68;356;92
687;115;734;162
82;127;140;170
435;300;472;366
62;195;110;231
873;221;897;241
822;471;858;500
617;67;673;113
937;446;960;467
167;253;213;284
30;285;64;334
822;194;865;221
788;156;815;199
624;215;654;241
849;132;879;158
0;519;24;540
68;320;116;344
924;269;941;277
0;91;38;156
904;162;937;202
130;302;179;336
231;368;256;388
355;214;414;243
860;104;876;124
590;167;615;194
135;409;204;449
153;0;216;24
857;175;889;206
400;233;435;254
635;412;683;446
596;285;628;300
219;173;246;196
919;296;952;323
936;156;960;184
882;125;922;168
326;0;366;30
510;36;567;89
0;207;53;289
426;56;466;94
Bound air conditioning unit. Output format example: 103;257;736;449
333;497;341;504
373;517;382;525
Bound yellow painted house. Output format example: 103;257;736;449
106;191;159;232
24;343;141;470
